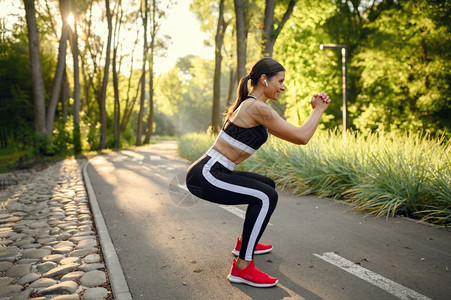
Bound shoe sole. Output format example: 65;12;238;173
227;274;278;287
232;247;273;256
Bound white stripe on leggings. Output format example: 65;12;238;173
202;154;269;261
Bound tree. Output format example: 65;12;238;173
70;3;81;154
112;0;123;149
23;0;47;146
144;0;157;143
98;0;113;150
191;0;234;129
211;0;228;133
352;0;451;134
0;26;37;150
262;0;297;57
273;0;337;127
46;0;71;141
234;0;247;80
154;55;234;134
136;0;148;146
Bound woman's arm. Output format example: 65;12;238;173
253;94;331;145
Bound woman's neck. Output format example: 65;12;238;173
249;89;267;103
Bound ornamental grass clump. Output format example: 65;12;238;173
178;131;450;225
345;132;449;221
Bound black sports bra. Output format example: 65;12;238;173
218;96;268;154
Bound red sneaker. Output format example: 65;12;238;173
232;238;273;256
227;259;278;287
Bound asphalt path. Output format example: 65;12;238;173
86;141;451;299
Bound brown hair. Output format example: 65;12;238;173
224;57;285;119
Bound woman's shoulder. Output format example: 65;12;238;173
246;100;275;118
235;99;276;125
240;98;271;111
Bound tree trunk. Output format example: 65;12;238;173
112;46;120;148
121;74;142;133
61;70;69;123
144;73;153;143
23;0;47;141
144;0;156;144
80;1;94;116
80;48;88;114
71;16;81;154
211;0;227;133
262;0;275;57
234;0;247;81
112;0;123;149
120;31;140;133
143;53;154;143
226;68;236;108
262;0;297;57
136;0;148;146
98;0;113;149
46;0;71;140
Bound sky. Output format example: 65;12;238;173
155;1;213;75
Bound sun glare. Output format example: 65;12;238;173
154;1;213;75
0;0;212;77
67;12;75;31
1;1;24;36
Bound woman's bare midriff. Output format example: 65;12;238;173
212;138;251;165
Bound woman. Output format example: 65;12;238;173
186;57;331;288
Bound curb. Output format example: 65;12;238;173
82;160;133;300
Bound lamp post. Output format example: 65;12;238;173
320;44;347;139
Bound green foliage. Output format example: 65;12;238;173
155;55;232;134
0;148;30;173
0;36;34;150
179;131;450;225
32;132;52;157
86;121;101;151
178;133;215;162
274;0;450;138
0;19;58;158
274;1;338;128
3;0;450;173
352;0;451;135
153;110;177;136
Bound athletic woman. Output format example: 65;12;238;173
185;57;331;287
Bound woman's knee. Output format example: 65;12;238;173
267;189;278;211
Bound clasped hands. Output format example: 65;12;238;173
311;92;331;110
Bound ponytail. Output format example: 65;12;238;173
224;74;250;119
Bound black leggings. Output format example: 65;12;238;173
186;149;278;261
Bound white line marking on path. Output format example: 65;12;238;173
178;184;188;191
155;173;167;180
142;166;167;180
219;205;273;226
156;164;175;171
313;252;431;300
177;184;272;225
121;150;144;162
219;205;245;219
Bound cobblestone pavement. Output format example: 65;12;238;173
0;159;112;299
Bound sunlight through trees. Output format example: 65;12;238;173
0;0;449;162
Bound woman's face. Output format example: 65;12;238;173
265;71;286;101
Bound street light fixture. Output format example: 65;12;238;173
320;43;348;139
